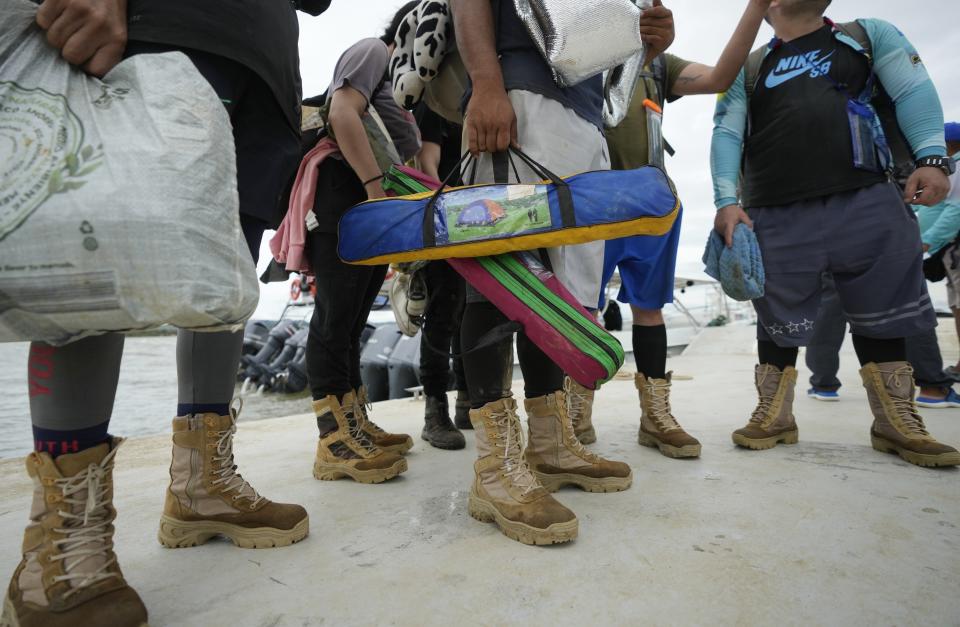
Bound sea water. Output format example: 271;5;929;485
0;337;312;459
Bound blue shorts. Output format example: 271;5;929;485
600;207;682;310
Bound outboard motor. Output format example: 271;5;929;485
270;344;309;395
242;319;277;357
240;319;302;393
359;323;402;403
387;333;422;399
259;327;309;393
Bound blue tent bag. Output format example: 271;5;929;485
338;148;680;266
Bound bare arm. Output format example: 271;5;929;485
36;0;128;77
451;0;517;155
671;0;771;96
416;142;442;181
328;86;387;199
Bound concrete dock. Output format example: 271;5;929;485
0;324;957;626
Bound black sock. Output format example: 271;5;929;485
852;334;906;366
757;340;799;370
633;324;667;379
32;422;110;458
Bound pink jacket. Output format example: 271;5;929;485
270;137;341;274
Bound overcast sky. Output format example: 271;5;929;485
258;1;960;315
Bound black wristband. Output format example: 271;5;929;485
362;174;384;186
915;156;956;176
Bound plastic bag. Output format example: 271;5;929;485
0;0;258;344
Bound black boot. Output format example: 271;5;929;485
421;396;466;450
453;390;473;430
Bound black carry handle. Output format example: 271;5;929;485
420;146;576;249
419;320;522;359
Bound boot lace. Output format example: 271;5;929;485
346;398;380;454
749;371;777;426
51;446;121;596
880;365;929;436
559;391;602;463
489;407;539;498
210;400;264;507
355;391;387;436
354;388;387;435
644;379;681;433
563;378;589;431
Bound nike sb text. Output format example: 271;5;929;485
765;49;835;88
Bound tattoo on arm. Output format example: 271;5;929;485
675;74;702;85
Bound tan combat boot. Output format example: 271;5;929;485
159;402;309;549
564;377;597;444
861;362;960;468
525;392;632;493
356;386;414;454
313;391;407;483
732;365;799;449
468;398;578;545
3;439;149;627
637;373;701;458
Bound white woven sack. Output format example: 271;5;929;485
0;0;258;344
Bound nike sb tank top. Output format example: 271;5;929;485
743;25;886;208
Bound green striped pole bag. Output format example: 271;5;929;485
448;252;624;390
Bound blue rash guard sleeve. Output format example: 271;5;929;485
861;18;946;159
917;197;960;253
916;163;960;253
711;68;749;210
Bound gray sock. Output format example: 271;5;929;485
176;328;243;415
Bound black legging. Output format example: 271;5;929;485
419;262;467;397
460;301;563;408
306;231;387;400
304;159;386;401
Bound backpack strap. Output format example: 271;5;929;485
650;55;667;107
635;54;667;106
634;55;675;155
835;20;872;61
743;46;767;102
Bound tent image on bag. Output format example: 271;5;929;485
439;184;552;244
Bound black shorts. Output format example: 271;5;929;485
750;182;936;347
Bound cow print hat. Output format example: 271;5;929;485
389;0;453;111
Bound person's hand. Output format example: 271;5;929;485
365;180;387;201
715;204;753;248
36;0;128;77
464;79;518;155
904;166;950;207
640;0;675;65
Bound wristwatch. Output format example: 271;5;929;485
915;156;957;176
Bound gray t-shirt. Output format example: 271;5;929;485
327;38;420;162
